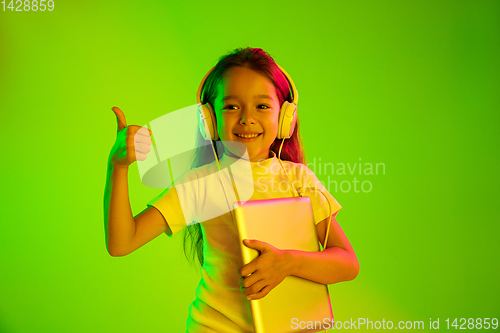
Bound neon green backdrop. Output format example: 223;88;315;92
1;0;498;332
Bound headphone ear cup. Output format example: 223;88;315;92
198;103;218;140
277;101;298;139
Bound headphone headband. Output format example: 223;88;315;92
196;64;298;106
276;64;299;105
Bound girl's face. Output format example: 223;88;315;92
213;66;281;162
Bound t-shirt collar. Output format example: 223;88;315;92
220;149;277;168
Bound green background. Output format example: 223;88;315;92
1;0;498;332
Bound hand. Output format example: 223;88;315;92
238;239;292;300
109;106;152;168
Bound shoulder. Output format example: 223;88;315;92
281;160;315;176
292;162;323;186
299;163;318;179
274;160;316;181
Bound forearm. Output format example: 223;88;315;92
284;247;359;285
103;158;136;256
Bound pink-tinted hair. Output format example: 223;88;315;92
183;47;306;267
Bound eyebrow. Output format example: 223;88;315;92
222;94;273;101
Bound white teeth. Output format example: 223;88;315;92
237;133;260;138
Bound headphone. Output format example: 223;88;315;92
196;65;334;253
196;64;299;141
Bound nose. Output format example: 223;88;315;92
239;108;256;125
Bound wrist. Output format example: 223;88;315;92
108;155;129;170
113;164;130;173
108;160;130;172
283;249;299;277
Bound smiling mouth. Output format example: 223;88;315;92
235;133;262;139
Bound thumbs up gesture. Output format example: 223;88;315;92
109;106;153;168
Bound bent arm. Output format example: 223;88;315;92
285;214;359;285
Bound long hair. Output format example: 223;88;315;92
182;47;307;268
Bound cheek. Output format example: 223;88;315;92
216;115;235;137
268;112;281;129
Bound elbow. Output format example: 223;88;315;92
108;250;127;257
107;244;128;257
327;254;359;284
351;260;360;280
337;252;359;282
348;257;360;281
107;247;118;257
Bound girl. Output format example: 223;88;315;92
104;47;359;332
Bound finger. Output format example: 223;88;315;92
135;143;151;155
126;127;152;148
248;285;272;300
239;260;258;277
112;107;128;133
137;125;152;137
126;137;151;155
243;279;266;296
133;131;152;145
135;151;148;161
128;125;152;135
244;239;268;252
240;273;263;289
128;125;152;137
125;146;149;162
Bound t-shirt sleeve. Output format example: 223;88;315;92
146;168;200;238
300;165;342;225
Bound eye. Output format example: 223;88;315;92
223;104;238;110
258;104;271;109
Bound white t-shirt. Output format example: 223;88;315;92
147;150;342;332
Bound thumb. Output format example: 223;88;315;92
111;106;127;132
